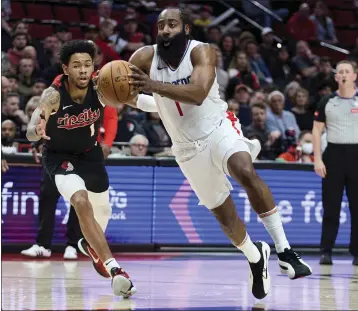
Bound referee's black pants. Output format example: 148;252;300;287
320;143;358;257
36;170;83;249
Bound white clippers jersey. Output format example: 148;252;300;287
149;40;228;143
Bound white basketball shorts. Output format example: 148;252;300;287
171;112;261;210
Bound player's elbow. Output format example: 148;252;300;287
195;89;209;105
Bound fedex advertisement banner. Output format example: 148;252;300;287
1;165;351;246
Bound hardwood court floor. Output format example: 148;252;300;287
2;253;358;310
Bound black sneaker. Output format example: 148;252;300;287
278;248;312;279
248;241;271;300
78;238;89;257
319;252;333;265
353;257;358;266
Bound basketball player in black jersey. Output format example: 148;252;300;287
26;40;136;297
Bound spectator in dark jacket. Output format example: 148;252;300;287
140;112;171;156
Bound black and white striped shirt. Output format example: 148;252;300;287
314;91;358;144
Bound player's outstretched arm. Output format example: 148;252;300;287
128;44;216;106
26;87;60;142
126;94;158;112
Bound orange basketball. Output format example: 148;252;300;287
97;60;137;104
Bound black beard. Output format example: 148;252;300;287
2;136;14;146
157;29;188;67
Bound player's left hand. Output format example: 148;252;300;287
128;65;156;94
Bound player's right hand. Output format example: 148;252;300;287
92;70;107;103
1;159;9;173
314;159;326;178
35;108;50;140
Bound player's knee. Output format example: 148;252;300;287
71;192;91;218
236;166;257;188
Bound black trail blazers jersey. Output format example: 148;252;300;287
45;74;104;154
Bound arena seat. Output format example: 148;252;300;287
54;6;81;24
68;26;84;39
25;3;54;20
28;23;54;39
10;2;26;20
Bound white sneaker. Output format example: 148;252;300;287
21;244;51;258
63;246;78;260
110;267;137;297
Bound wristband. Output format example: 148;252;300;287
137;94;158;112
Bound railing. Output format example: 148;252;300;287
216;0;283;43
242;0;283;22
319;41;351;55
234;0;351;58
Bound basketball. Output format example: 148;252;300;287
97;60;137;104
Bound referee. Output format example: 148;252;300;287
313;60;358;266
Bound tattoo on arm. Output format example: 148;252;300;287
26;87;60;141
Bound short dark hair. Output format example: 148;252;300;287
60;40;96;65
5;74;19;80
12;32;27;41
298;130;312;141
4;92;20;102
317;81;333;91
160;7;193;32
251;102;266;110
320;56;331;64
34;78;48;85
245;40;258;47
55;24;69;33
208;25;221;33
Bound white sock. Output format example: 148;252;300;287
260;207;290;253
104;258;120;275
236;233;261;263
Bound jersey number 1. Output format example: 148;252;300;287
90;124;95;136
175;101;183;116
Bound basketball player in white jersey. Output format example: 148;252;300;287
127;7;312;299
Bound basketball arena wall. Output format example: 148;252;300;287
1;155;350;251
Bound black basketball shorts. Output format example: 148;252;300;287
42;144;109;194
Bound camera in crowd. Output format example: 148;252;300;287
281;129;297;152
283;129;297;150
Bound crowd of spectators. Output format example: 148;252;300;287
1;0;357;162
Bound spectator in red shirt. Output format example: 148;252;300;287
98;106;118;158
7;33;28;70
277;130;314;162
226;51;260;100
95;20;120;66
119;15;147;61
287;3;317;42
